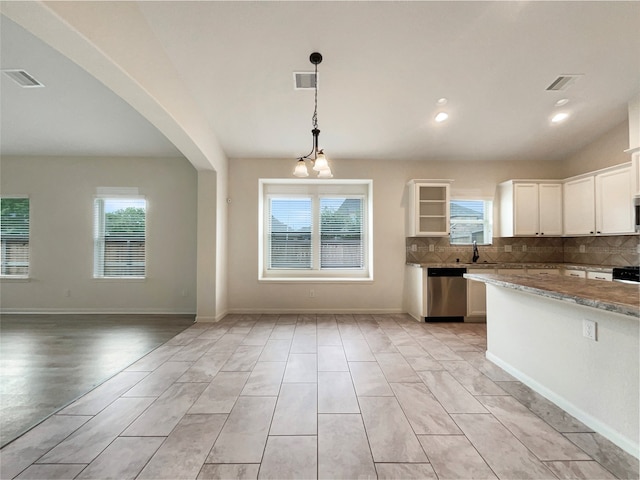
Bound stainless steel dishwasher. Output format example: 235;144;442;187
426;267;467;321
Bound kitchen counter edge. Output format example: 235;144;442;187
406;262;615;272
464;272;639;318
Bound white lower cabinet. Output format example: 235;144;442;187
526;268;560;275
562;269;612;281
564;270;586;278
467;269;494;318
404;265;427;321
587;271;612;281
497;268;525;275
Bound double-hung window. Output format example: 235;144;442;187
0;197;30;278
449;199;493;245
93;196;146;278
259;179;373;281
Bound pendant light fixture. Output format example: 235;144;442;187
294;52;333;178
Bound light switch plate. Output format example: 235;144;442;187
504;245;512;252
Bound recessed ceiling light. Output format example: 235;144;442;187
555;98;569;107
551;112;569;124
434;112;449;123
436;98;448;106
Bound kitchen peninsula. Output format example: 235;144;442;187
465;272;639;459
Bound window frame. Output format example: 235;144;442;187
93;195;147;280
259;179;373;282
449;197;493;246
0;195;31;279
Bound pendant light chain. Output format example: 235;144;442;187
293;52;333;178
312;62;318;131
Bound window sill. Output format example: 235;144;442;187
0;276;30;282
93;277;146;282
259;276;374;284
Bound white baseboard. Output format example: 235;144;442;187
486;351;640;460
195;315;217;323
225;307;404;315
0;308;196;316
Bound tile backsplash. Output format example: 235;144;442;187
563;235;639;266
406;235;639;266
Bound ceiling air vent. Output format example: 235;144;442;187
294;72;318;90
2;69;45;88
546;74;583;91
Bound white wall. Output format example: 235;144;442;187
486;284;639;457
561;121;630;178
227;157;563;313
1;156;198;313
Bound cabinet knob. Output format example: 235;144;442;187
541;232;544;235
590;231;594;234
597;231;601;234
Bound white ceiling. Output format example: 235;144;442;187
2;1;639;163
0;15;181;158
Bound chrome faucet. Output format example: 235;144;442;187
472;240;480;263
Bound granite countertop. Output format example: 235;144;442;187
406;262;614;273
464;272;639;318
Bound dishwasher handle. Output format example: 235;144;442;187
427;268;467;277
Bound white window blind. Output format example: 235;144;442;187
94;197;146;278
0;197;30;277
269;197;312;269
320;197;364;269
260;180;373;281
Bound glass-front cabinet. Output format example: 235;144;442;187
406;180;452;236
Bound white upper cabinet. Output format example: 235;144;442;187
564;176;596;235
406;180;451;236
633;153;640;196
564;164;634;235
595;166;634;234
498;181;563;237
538;183;564;235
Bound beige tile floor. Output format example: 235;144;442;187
1;313;638;480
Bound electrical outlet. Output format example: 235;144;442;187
429;244;435;252
583;319;597;341
504;245;512;252
637;244;640;254
181;289;188;297
64;289;71;297
522;245;527;252
309;289;316;298
411;244;417;252
579;245;586;253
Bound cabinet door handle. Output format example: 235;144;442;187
590;231;594;234
540;232;544;235
597;231;601;234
